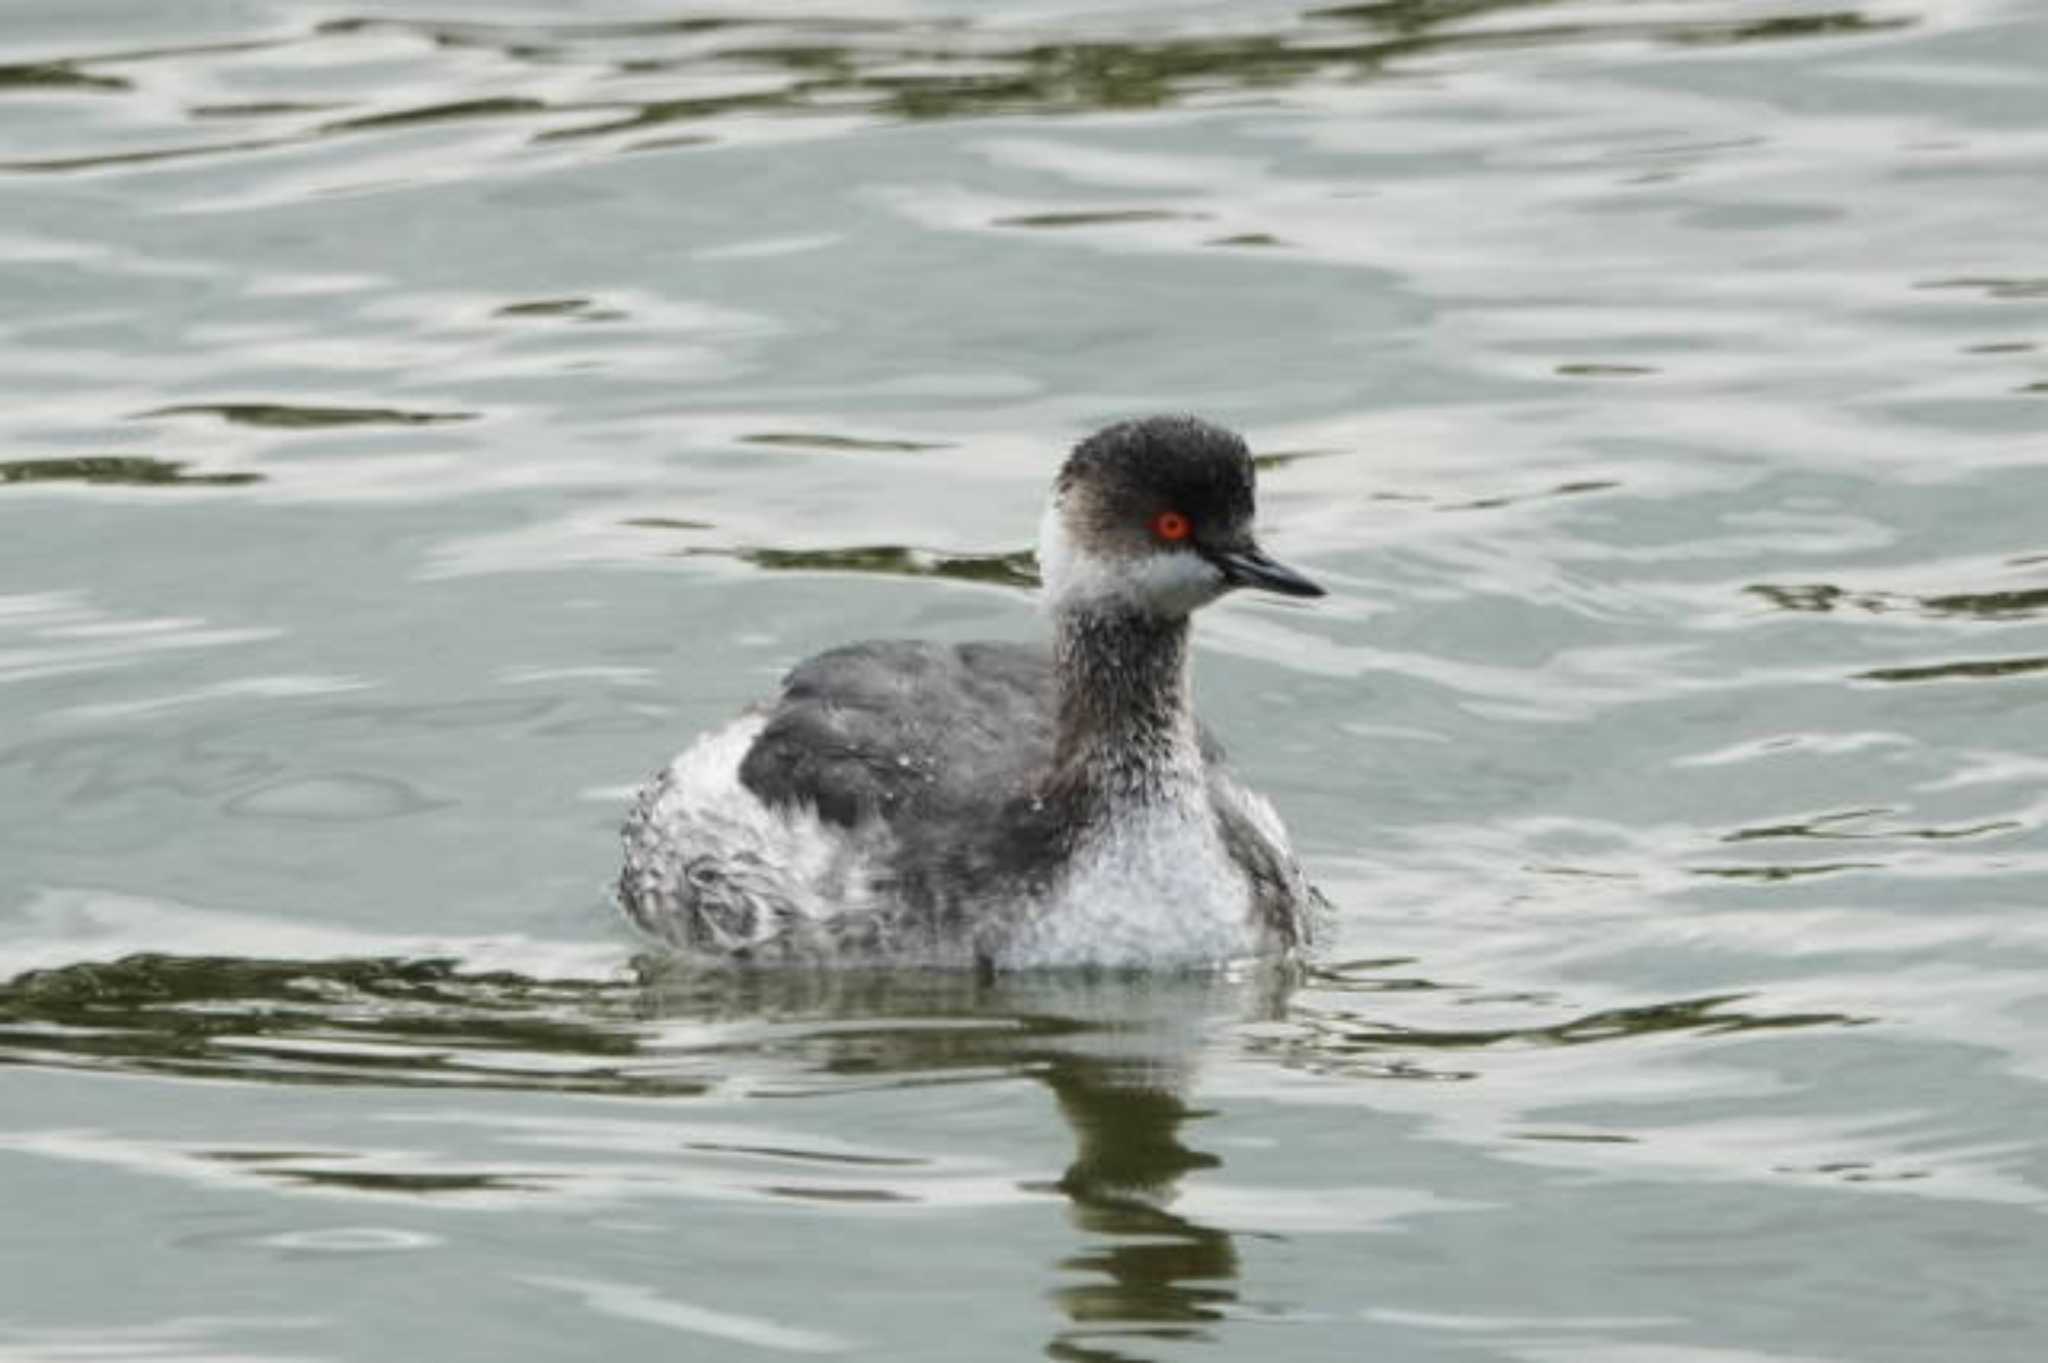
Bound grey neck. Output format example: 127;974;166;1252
1048;604;1202;811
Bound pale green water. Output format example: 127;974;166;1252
3;1;2046;1359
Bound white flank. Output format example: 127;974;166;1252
620;713;883;951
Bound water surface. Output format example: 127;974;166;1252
3;0;2046;1359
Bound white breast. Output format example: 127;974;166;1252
993;799;1257;970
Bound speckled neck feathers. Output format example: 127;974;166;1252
1047;603;1201;817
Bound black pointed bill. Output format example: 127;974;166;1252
1210;544;1325;598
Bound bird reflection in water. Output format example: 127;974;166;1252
640;963;1279;1361
647;961;1269;1350
1041;1044;1240;1362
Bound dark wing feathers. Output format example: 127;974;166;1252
737;637;1231;834
738;640;1056;829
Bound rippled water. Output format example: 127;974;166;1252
3;0;2046;1358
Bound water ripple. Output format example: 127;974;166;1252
5;0;2048;1357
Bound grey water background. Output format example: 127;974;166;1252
2;0;2045;1358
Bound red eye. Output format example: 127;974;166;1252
1152;510;1192;542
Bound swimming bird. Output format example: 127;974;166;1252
620;415;1326;970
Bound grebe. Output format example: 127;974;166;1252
620;415;1325;969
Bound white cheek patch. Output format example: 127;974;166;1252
1037;498;1077;604
1038;495;1226;616
1116;549;1227;615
